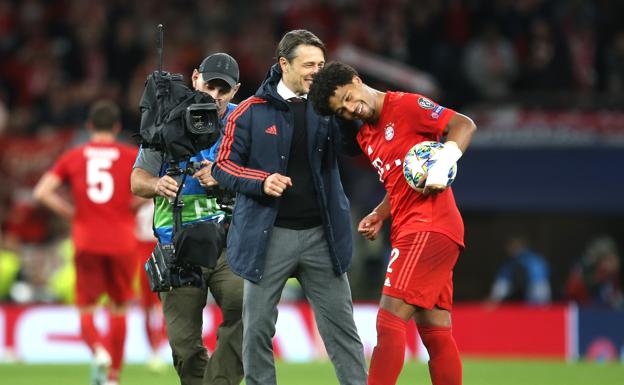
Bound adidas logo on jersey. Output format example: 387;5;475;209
265;125;277;135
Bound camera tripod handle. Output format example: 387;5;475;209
157;24;164;74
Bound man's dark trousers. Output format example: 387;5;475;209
160;253;244;385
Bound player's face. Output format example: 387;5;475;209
328;77;376;121
280;44;325;96
192;72;240;118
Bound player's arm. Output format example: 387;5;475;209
424;112;476;195
33;172;74;220
358;194;390;241
443;112;476;153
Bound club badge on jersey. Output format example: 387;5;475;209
384;123;395;141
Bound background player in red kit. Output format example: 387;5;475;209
34;100;138;385
134;199;166;371
309;62;476;385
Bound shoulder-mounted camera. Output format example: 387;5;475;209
138;71;220;162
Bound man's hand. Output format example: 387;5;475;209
155;175;179;199
423;140;462;196
193;160;218;188
422;183;447;196
357;211;384;241
263;173;292;197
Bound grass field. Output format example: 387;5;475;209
1;359;623;385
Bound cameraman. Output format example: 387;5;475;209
131;53;243;385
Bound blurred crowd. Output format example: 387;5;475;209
1;0;623;305
1;0;623;137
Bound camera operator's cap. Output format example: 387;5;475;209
199;53;239;88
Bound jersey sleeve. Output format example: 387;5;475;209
405;93;456;137
48;149;75;182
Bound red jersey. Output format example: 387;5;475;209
356;92;464;247
50;141;138;257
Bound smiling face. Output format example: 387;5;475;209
280;44;325;96
327;76;379;122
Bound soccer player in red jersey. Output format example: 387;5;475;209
34;100;139;385
134;199;166;371
309;62;476;385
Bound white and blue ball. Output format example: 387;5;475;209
403;141;457;191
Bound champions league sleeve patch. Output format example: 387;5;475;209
417;97;435;110
431;105;445;119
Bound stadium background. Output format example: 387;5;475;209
0;0;623;379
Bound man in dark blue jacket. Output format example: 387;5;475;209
212;29;367;385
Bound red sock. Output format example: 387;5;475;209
79;313;101;353
108;314;127;377
368;309;408;385
418;325;462;385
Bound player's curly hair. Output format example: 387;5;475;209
309;61;359;116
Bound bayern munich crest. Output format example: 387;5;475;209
384;124;395;141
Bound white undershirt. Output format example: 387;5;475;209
277;79;307;101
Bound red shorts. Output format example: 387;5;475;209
136;240;159;308
74;251;137;307
382;231;460;311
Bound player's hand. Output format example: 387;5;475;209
422;183;447;196
358;211;383;241
194;160;218;188
155;175;179;199
416;171;447;196
263;173;292;197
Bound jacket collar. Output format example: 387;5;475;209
255;64;290;111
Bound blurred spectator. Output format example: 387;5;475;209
463;22;517;100
8;243;62;303
566;236;623;309
605;30;624;95
0;245;20;301
488;236;551;305
515;18;574;93
559;1;597;92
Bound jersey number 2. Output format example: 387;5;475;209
387;248;400;273
87;158;114;203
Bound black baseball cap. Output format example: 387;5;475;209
198;53;239;88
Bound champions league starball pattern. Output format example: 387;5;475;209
403;141;458;190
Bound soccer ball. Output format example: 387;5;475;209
403;141;458;191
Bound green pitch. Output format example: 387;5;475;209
0;359;622;385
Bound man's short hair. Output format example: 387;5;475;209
88;100;121;131
275;29;326;63
308;62;359;116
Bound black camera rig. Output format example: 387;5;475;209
140;25;231;292
138;24;220;162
